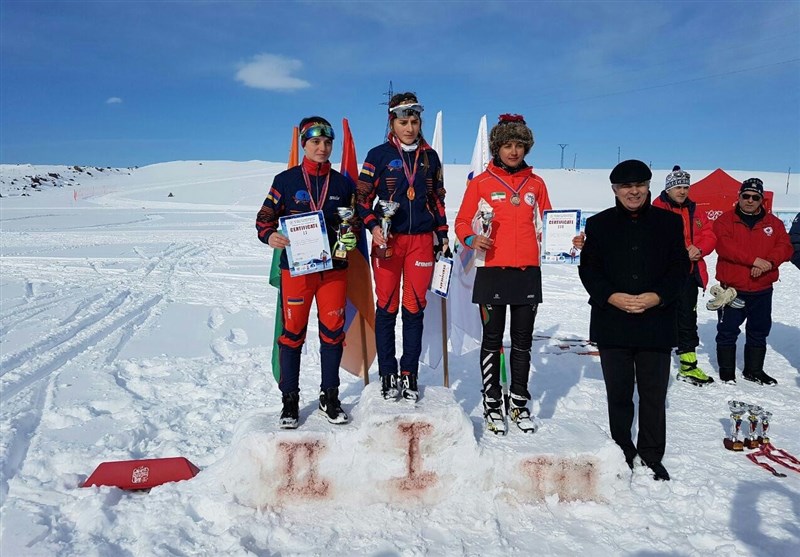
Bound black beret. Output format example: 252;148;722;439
610;159;652;184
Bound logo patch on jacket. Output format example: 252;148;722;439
695;218;703;228
387;159;403;171
524;192;535;206
293;190;311;205
764;226;773;236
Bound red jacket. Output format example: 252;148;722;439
652;192;716;288
455;161;552;268
713;208;793;292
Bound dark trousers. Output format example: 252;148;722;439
675;279;700;354
480;304;538;400
716;288;773;349
598;347;671;465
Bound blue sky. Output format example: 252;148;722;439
1;1;798;172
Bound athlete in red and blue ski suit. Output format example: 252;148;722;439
257;128;359;402
356;93;448;398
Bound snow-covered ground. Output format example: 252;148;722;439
1;161;799;556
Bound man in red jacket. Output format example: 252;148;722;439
713;178;793;385
653;166;717;386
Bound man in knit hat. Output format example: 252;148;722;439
579;159;689;481
652;165;717;386
712;177;792;384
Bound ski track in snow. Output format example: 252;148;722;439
0;162;798;557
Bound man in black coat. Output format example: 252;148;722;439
790;212;800;271
579;160;690;481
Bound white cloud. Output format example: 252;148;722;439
105;97;123;105
235;53;310;92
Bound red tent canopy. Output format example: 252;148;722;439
690;168;774;222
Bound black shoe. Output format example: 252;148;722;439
646;461;670;481
381;373;399;400
400;371;419;401
279;391;300;429
742;345;774;385
318;388;349;424
743;370;777;386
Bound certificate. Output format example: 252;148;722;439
279;211;333;276
429;256;453;298
542;209;582;264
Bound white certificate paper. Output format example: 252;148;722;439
542;209;581;264
429;257;453;298
279;211;333;276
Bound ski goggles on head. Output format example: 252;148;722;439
300;123;335;143
389;103;424;119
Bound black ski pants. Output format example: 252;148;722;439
598;346;671;466
675;278;700;354
480;303;538;400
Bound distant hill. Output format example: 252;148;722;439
0;164;132;197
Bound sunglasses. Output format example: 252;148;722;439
300;124;335;142
740;193;762;201
389;103;424;119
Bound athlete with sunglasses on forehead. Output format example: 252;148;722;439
712;177;792;385
355;92;449;402
256;116;360;428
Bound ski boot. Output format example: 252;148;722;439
676;352;714;386
318;387;349;425
508;393;538;434
483;395;507;436
742;346;777;386
380;373;399;400
717;345;737;383
399;371;419;401
279;391;300;429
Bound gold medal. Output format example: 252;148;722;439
407;186;415;200
511;194;520;206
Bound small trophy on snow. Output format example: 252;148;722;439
724;400;748;451
745;404;764;449
375;200;399;259
758;410;772;445
333;207;355;260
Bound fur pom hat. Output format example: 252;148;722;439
489;114;534;156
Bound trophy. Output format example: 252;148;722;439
724;400;747;451
333;207;355;260
758;410;772;445
374;200;399;259
745;404;764;449
479;209;494;238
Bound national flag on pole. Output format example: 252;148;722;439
269;126;300;381
420;111;447;370
448;115;489;356
339;118;376;379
